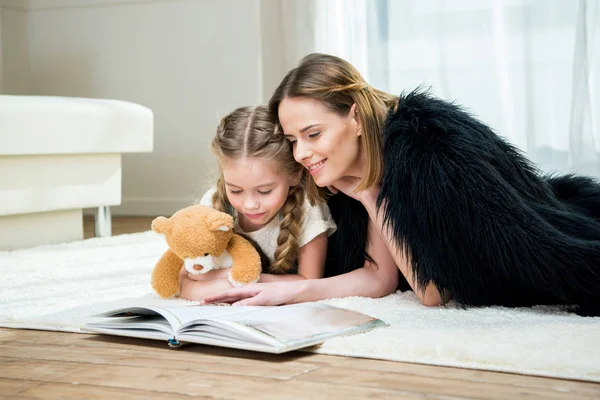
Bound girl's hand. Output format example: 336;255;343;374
178;267;235;301
328;177;380;204
203;281;307;306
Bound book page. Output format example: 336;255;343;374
95;304;265;332
214;303;385;344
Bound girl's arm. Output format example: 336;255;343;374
258;232;327;282
203;218;399;306
178;233;328;300
178;268;235;302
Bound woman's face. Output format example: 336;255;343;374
278;96;362;188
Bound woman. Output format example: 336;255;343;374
201;53;600;316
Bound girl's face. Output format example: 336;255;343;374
221;157;293;232
278;96;363;188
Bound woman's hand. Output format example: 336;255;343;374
203;280;308;306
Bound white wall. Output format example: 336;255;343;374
0;3;2;91
1;1;31;94
2;0;269;216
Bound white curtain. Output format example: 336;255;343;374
315;0;600;176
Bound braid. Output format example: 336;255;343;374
212;175;231;214
270;186;304;274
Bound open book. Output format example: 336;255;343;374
83;302;386;354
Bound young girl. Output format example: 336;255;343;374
178;105;336;301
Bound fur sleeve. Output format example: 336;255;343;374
378;89;600;313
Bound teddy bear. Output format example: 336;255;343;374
150;204;263;298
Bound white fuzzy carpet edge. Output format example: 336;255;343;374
1;231;599;383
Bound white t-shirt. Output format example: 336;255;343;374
199;188;337;264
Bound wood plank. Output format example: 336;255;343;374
0;358;427;400
295;366;600;400
12;330;599;393
0;329;319;378
83;216;153;239
0;329;19;342
1;328;322;364
310;354;600;394
0;377;37;398
0;342;320;380
0;378;202;400
3;329;599;399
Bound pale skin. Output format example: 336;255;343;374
203;96;445;307
178;156;328;301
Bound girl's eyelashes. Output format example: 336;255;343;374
228;189;272;195
308;131;321;139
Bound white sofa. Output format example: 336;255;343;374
0;95;153;250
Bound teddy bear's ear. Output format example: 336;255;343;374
151;216;172;235
208;214;233;233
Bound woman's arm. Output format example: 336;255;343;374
203;219;399;306
328;178;444;306
361;189;444;306
304;218;399;299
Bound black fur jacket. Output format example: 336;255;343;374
325;89;600;316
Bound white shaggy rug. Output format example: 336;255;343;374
1;231;599;383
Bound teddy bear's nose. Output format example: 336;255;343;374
204;253;209;257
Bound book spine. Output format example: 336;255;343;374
167;337;180;348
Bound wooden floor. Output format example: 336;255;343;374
1;217;599;399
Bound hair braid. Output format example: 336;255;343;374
208;105;310;273
212;175;231;214
270;185;304;274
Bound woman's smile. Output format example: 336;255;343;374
307;159;327;175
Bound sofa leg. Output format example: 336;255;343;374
95;206;112;237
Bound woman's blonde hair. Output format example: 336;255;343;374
268;53;398;198
211;106;305;274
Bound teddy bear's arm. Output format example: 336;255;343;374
151;249;184;298
227;234;263;287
